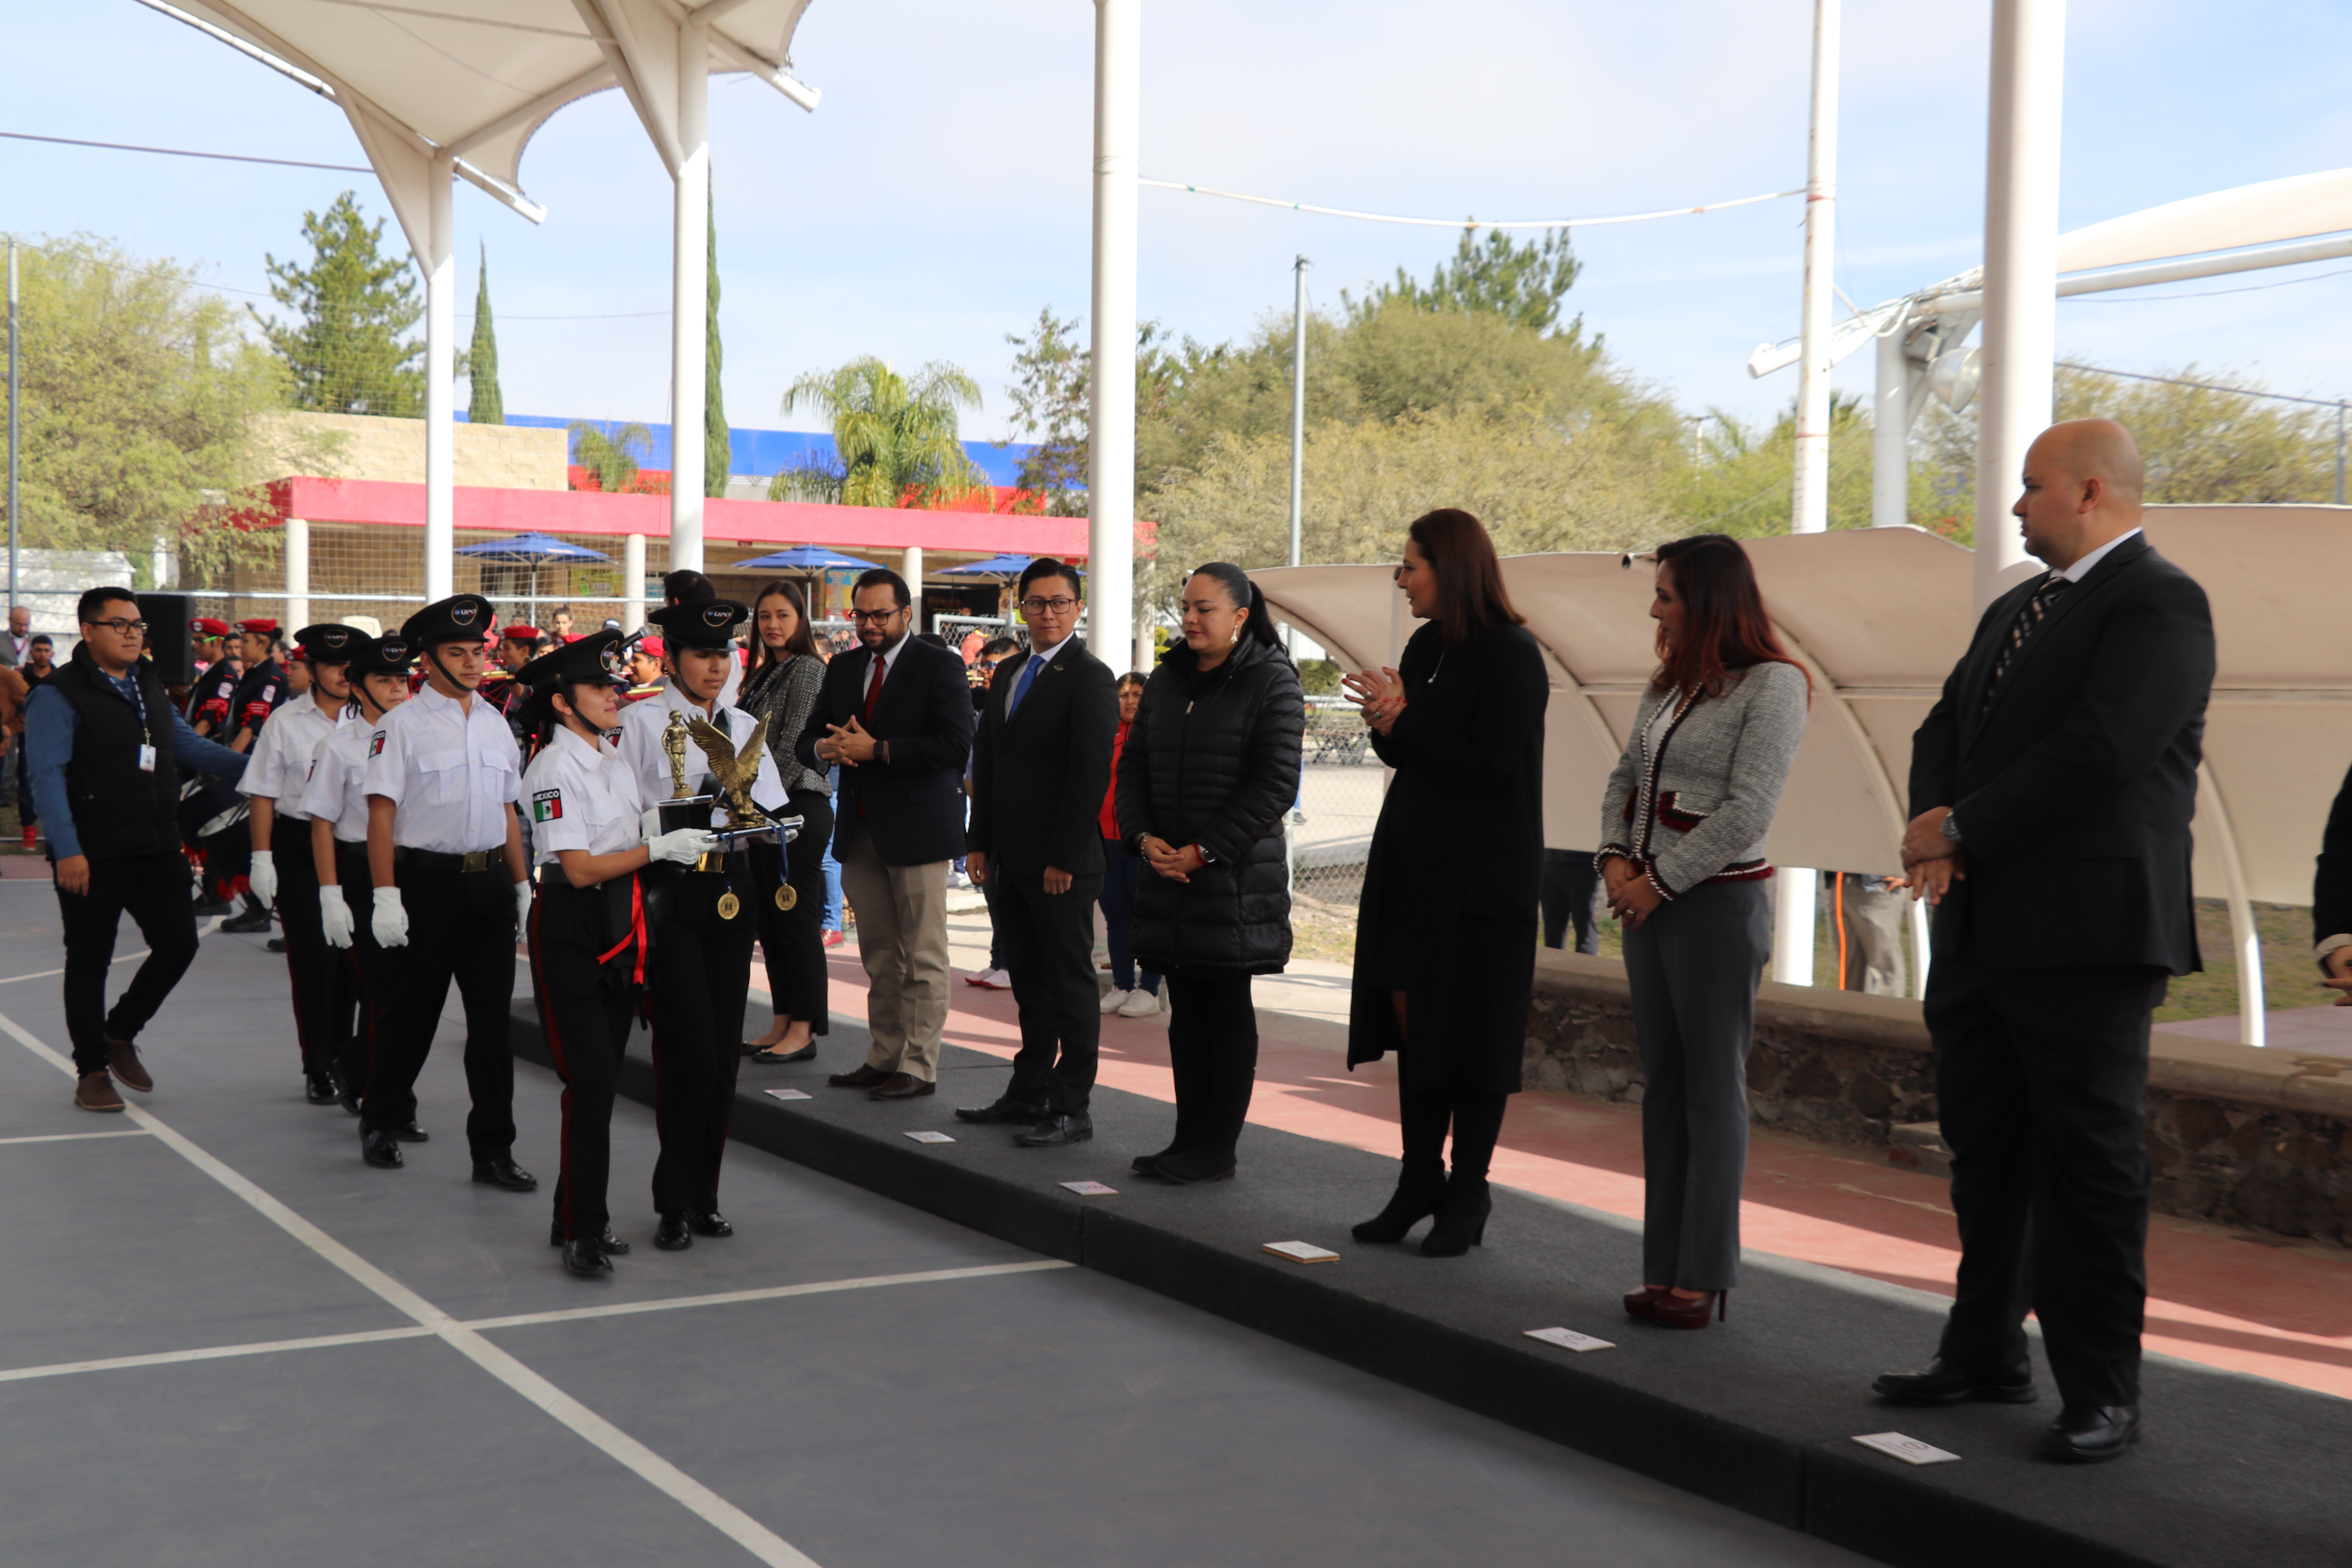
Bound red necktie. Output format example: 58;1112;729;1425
857;653;885;817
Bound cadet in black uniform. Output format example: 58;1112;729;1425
515;632;716;1276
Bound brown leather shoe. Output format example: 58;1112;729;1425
75;1073;125;1113
827;1064;892;1089
106;1037;152;1094
869;1072;936;1100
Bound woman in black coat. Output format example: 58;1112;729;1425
1342;509;1549;1255
1116;561;1306;1185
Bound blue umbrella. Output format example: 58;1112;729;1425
454;532;613;615
937;552;1034;581
731;545;883;573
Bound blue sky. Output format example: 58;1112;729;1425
5;0;2351;445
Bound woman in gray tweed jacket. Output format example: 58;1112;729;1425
739;579;835;1064
1598;534;1809;1330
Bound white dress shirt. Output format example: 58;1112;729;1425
520;724;644;866
362;683;522;854
2056;526;2142;583
307;719;381;846
615;682;789;831
238;693;347;821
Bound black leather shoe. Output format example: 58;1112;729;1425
955;1095;1047;1125
266;937;287;953
1156;1147;1237;1185
561;1238;614;1277
750;1042;817;1065
1872;1357;2037;1406
688;1211;733;1238
392;1122;430;1143
549;1222;631;1256
338;1083;363;1116
221;907;274;934
1015;1112;1094;1147
472;1158;539;1192
305;1071;340;1105
1131;1144;1180;1176
2039;1403;2139;1463
655;1212;693;1251
361;1128;404;1169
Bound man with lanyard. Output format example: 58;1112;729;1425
517;632;716;1275
615;595;790;1251
24;588;249;1112
357;594;537;1192
241;623;362;1105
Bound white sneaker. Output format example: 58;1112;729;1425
971;968;1012;991
1098;987;1131;1014
1116;989;1161;1018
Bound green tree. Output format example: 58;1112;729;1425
1;234;332;578
254;191;423;417
778;357;985;508
996;310;1188;514
568;421;655;494
705;169;729;499
1341;227;1584;338
467;241;503;425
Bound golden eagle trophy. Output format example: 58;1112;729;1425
684;714;776;832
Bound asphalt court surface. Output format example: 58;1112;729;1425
0;882;1873;1567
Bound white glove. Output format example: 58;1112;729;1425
639;806;666;840
370;886;409;949
648;827;718;866
513;877;534;928
249;850;277;907
319;887;355;949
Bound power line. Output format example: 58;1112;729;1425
2060;360;2347;411
1139;177;1804;231
0;128;369;174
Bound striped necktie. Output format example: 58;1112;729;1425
1983;571;2072;710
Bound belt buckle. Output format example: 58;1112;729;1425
461;850;492;873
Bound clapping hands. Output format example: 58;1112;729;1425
1341;667;1406;733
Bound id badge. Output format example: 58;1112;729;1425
137;744;157;773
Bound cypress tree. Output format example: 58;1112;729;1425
469;241;503;425
705;168;729;498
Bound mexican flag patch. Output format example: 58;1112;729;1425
368;731;387;758
532;789;563;823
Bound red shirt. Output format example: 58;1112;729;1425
1098;720;1129;840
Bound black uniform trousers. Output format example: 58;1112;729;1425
1162;966;1258;1156
750;789;834;1034
993;867;1104;1115
271;815;356;1079
55;851;200;1077
1926;951;2169;1408
361;859;519;1163
647;866;755;1216
528;878;640;1240
334;848;385;1102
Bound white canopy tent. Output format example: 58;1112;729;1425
1254;506;2352;1049
145;0;822;597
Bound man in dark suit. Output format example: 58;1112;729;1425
1878;419;2215;1465
955;560;1117;1146
794;567;973;1101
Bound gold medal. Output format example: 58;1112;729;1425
715;890;741;920
775;884;797;911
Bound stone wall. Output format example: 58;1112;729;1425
258;411;568;490
1523;950;2352;1247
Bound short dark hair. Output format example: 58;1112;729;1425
980;636;1020;660
77;587;137;624
1118;671;1148;690
851;568;910;608
661;570;712;607
1016;557;1082;601
29;634;52;649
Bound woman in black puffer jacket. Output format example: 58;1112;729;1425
1116;561;1305;1185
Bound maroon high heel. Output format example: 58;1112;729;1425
1622;1285;1672;1320
1650;1290;1727;1330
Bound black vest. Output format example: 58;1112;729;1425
53;647;182;860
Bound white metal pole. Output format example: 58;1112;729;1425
423;154;456;603
6;238;17;613
902;544;924;631
1872;316;1911;530
669;18;710;575
284;517;310;633
1774;0;1839;988
624;532;646;630
1089;0;1140;678
1287;255;1308;569
1974;0;2065;612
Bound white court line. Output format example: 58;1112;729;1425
0;1326;435;1384
0;915;219;987
0;1002;822;1568
0;1129;151;1147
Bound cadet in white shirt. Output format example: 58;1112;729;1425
514;632;715;1276
356;595;536;1191
240;622;359;1105
310;633;416;1115
615;596;789;1251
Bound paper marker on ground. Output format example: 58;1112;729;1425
1524;1327;1615;1353
1060;1180;1117;1196
1851;1432;1961;1466
904;1131;956;1145
1263;1241;1340;1264
763;1089;812;1102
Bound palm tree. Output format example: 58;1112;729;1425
780;357;986;508
569;420;655;494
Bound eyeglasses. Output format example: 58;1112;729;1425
845;606;905;624
85;618;148;635
1020;596;1078;615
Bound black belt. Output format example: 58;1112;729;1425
394;846;502;874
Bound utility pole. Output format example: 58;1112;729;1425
1287;256;1309;572
7;238;17;615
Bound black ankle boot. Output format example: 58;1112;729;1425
1351;1161;1448;1243
1420;1175;1490;1257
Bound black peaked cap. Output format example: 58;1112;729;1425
346;634;417;679
645;598;749;651
516;628;626;693
402;594;496;647
293;622;365;662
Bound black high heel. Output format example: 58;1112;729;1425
1420;1176;1490;1257
1351;1163;1447;1244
